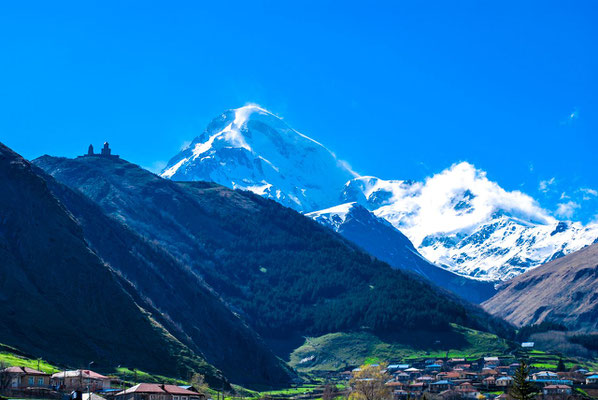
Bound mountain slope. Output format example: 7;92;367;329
35;154;513;358
482;243;598;331
0;142;217;380
35;164;293;386
307;203;497;303
342;166;598;281
161;105;355;212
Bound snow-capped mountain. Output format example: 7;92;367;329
161;105;598;282
342;163;598;281
161;105;355;212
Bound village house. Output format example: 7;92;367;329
1;366;50;389
429;380;453;393
495;376;513;387
51;370;111;391
532;371;558;381
482;375;496;387
116;383;203;400
408;382;425;394
455;382;480;399
391;389;409;400
542;384;572;396
395;372;410;382
586;374;598;385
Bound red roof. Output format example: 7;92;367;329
81;370;110;380
163;385;199;395
2;366;48;376
118;383;199;396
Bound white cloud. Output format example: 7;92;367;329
337;159;359;178
371;161;554;244
580;187;598;200
538;177;555;193
555;201;580;219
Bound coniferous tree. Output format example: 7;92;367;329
557;357;566;372
510;360;536;400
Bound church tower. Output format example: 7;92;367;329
87;144;94;155
101;142;111;156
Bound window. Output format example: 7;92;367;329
38;377;44;386
173;396;180;400
29;377;34;385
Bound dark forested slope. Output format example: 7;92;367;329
36;155;513;356
0;143;218;381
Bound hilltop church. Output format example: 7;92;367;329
81;142;119;159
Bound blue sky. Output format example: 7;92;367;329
1;1;596;222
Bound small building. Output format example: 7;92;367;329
586;374;598;384
395;372;410;382
385;381;405;390
387;365;401;373
532;371;558;381
496;376;513;387
455;382;480;399
429;380;454;393
542;385;572;396
425;364;442;371
408;382;425;393
51;370;111;391
392;389;409;400
2;366;50;389
483;376;496;387
115;383;203;400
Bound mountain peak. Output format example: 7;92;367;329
161;106;355;212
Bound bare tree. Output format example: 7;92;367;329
0;368;13;391
349;364;391;400
322;383;338;400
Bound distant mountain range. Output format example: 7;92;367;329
162;106;598;283
483;243;598;331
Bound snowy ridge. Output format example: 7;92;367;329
306;202;357;230
342;163;598;281
161;105;356;212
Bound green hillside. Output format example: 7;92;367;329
0;344;60;374
289;324;512;372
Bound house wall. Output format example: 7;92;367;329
10;374;49;388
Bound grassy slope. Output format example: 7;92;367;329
0;344;60;374
289;324;511;372
519;349;598;371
